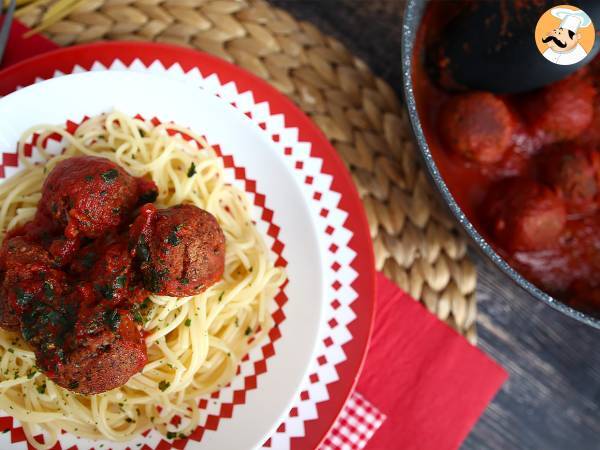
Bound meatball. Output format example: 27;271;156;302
46;307;146;395
70;235;147;306
0;236;54;271
38;156;154;240
538;147;600;215
130;204;225;296
0;237;62;331
483;178;567;252
439;92;514;164
521;75;596;142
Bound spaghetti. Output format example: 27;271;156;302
0;112;286;449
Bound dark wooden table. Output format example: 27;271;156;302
269;1;600;449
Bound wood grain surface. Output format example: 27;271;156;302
268;1;600;449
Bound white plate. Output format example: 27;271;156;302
0;71;326;450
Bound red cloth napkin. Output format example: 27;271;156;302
2;22;508;450
0;20;57;70
362;274;507;449
321;274;507;449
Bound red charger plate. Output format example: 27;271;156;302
0;42;376;450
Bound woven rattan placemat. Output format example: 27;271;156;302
17;0;477;342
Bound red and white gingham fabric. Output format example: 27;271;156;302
320;391;387;450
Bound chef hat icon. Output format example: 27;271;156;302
551;7;592;33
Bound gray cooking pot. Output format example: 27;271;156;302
401;0;600;329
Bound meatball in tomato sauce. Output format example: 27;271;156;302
0;237;63;331
0;153;228;393
130;204;225;297
439;92;514;164
538;147;600;215
521;75;596;142
49;306;147;395
39;156;157;240
70;235;147;306
483;178;567;252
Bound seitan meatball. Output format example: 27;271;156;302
46;307;146;395
38;156;156;240
538;146;600;215
439;92;514;164
521;75;596;142
130;204;225;296
70;235;147;306
0;237;62;331
483;178;567;252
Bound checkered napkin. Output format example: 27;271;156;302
319;274;507;450
321;392;386;450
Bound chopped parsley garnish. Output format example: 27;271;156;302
27;368;37;379
47;310;65;326
187;162;196;178
97;284;114;300
245;326;252;336
145;268;168;293
218;292;224;302
104;309;121;331
166;224;184;246
84;175;93;182
15;288;34;307
43;281;54;300
138;189;158;204
115;275;127;289
184;319;191;327
125;417;135;423
132;309;143;325
166;231;180;246
136;235;150;262
7;348;14;354
158;380;170;391
21;326;33;342
80;252;97;269
68;380;79;389
141;297;151;309
36;383;46;394
166;431;177;439
101;169;119;183
180;278;189;285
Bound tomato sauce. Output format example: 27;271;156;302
0;156;158;394
414;3;600;314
